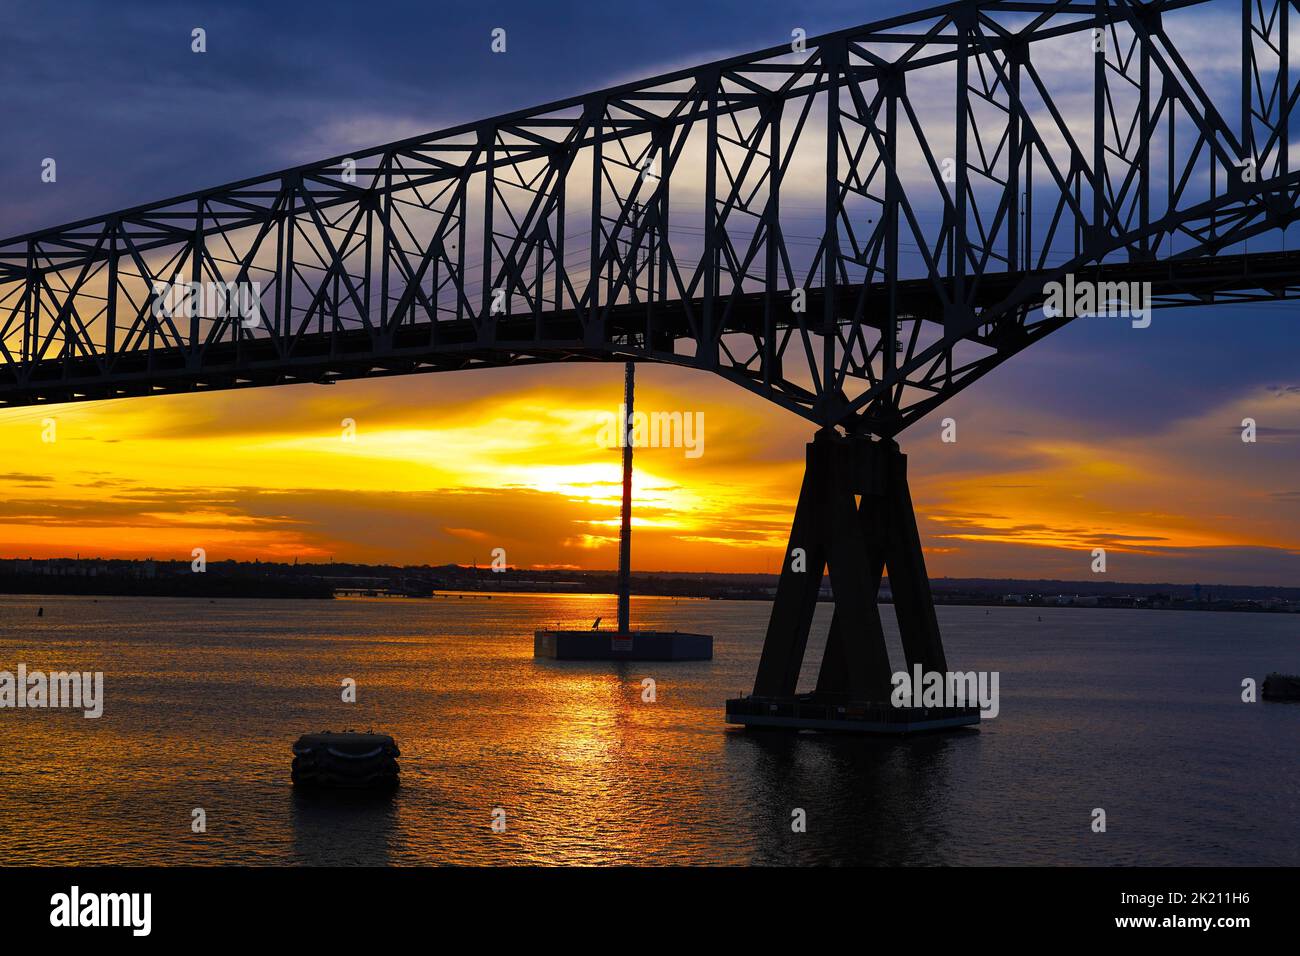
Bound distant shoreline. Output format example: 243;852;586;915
0;576;333;601
0;584;1294;614
2;557;1296;611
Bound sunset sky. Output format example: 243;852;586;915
1;0;1297;585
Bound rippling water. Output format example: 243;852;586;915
0;592;1296;865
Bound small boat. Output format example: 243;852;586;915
291;731;400;789
1262;673;1300;701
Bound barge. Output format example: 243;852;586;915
1262;673;1300;701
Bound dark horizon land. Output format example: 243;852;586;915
0;0;1295;938
1;554;1297;610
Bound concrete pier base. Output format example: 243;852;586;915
534;629;713;661
725;694;979;734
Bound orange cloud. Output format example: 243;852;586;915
0;361;1294;584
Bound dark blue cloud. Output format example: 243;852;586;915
1;0;917;231
939;304;1300;438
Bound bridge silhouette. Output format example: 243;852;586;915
1;0;1295;720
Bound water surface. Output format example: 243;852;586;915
0;593;1295;865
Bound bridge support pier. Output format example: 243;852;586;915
533;363;712;662
726;432;976;734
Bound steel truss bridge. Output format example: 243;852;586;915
1;0;1295;705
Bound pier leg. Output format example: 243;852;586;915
815;492;888;695
752;449;828;696
750;432;949;701
882;451;948;674
821;454;894;700
616;361;634;635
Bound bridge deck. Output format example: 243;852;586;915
3;248;1297;408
